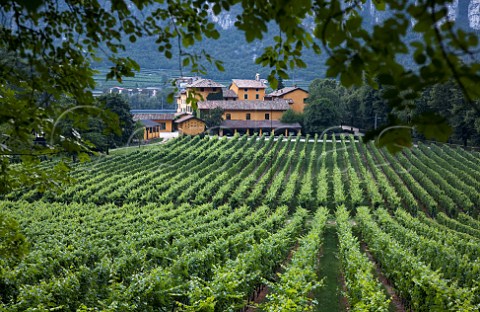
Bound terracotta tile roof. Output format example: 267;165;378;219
131;109;177;114
133;113;176;121
222;89;238;98
139;119;160;127
266;87;309;97
186;79;225;88
220;120;301;129
174;114;205;124
197;100;290;111
232;79;267;89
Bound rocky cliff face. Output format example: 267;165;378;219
208;0;480;30
470;0;480;29
208;9;236;30
364;0;480;29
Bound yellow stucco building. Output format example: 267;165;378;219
175;115;206;136
177;79;225;113
229;74;267;101
133;113;179;141
265;86;309;113
197;100;301;136
133;113;176;133
174;75;306;135
139;120;162;140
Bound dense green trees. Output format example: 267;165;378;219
304;99;339;134
303;79;388;134
280;109;304;125
98;94;135;149
201;107;225;129
421;81;480;146
128;91;177;110
303;79;343;133
303;78;480;145
345;85;389;130
57;94;134;154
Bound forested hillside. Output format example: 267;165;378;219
93;0;480;81
94;23;329;82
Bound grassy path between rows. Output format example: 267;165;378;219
314;224;345;312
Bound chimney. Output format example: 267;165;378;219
255;73;260;81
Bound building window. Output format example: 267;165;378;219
244;94;248;100
303;98;308;103
226;113;231;120
265;113;270;120
200;87;204;92
212;87;217;91
244;88;248;92
159;122;166;130
246;113;251;120
256;88;259;92
255;94;259;99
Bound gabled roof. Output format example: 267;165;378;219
131;109;177;114
174;114;205;124
133;113;176;121
186;79;225;88
231;79;267;89
222;89;238;98
197;100;290;111
139;119;160;127
266;86;309;97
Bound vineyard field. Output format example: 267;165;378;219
1;134;480;311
